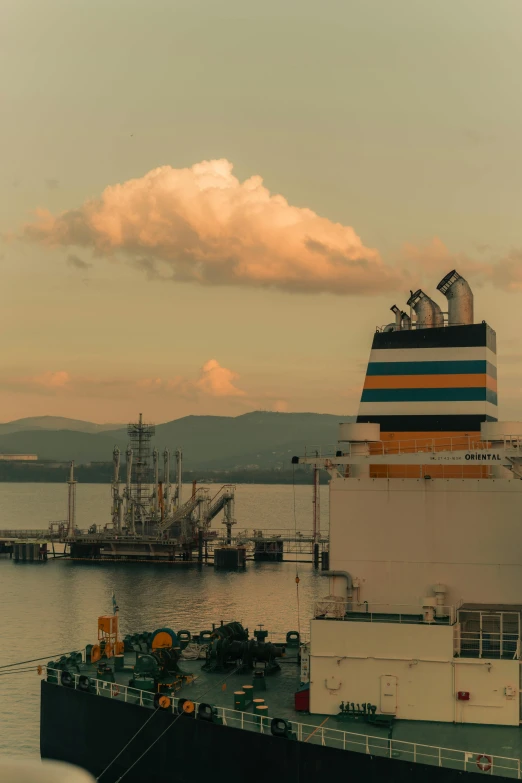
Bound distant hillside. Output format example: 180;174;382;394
0;411;354;469
0;416;124;435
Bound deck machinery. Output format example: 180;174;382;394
64;414;237;562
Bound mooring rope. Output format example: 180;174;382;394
292;464;301;640
111;664;244;783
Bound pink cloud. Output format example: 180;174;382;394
0;360;245;401
21;159;404;295
194;359;245;397
32;370;71;389
402;237;522;292
135;360;245;398
136;377;163;390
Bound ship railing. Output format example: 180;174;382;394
303;445;338;459
235;528;318;540
45;668;521;779
314;601;461;625
375;322;453;332
304;434;522;459
0;529;59;540
455;609;522;660
456;630;520;660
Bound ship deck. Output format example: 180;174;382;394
47;642;522;779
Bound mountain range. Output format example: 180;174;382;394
0;412;354;470
0;416;124;435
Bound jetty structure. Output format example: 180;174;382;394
0;414;328;566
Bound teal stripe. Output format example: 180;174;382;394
361;388;498;404
367;361;497;379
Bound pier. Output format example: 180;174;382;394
0;527;329;566
0;530;57;561
0;415;329;569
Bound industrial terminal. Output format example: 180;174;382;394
0;414;328;568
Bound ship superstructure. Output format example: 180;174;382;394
297;269;522;727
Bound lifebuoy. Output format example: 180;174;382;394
476;754;492;772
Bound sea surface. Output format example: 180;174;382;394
0;482;328;757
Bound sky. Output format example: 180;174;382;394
1;0;522;423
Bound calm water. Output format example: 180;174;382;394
0;482;328;756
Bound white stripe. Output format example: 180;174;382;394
357;401;498;416
369;347;497;364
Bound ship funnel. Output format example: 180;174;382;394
406;289;444;329
437;270;473;326
390;304;401;330
400;310;411;330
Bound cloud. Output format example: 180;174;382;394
45;178;60;190
402;238;522;292
137;360;245;399
32;371;71;389
473;242;491;254
485;249;522;291
0;370;73;395
67;253;92;270
271;399;288;412
194;359;245;397
21;159;404;296
402;237;476;279
0;360;244;400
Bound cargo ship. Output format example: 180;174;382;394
41;270;522;781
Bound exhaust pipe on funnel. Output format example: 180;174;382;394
400;311;411;330
406;289;444;329
390;304;402;330
437;270;474;326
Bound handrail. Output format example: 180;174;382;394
304;434;522;459
0;529;60;540
207;485;235;520
45;668;521;779
314;600;462;625
209;484;236;504
157;488;209;532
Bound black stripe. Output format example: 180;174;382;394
372;323;496;352
366;360;497;379
356;414;498;432
361;388;498;403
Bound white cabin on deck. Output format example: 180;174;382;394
305;425;522;727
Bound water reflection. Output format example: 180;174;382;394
0;483;328;755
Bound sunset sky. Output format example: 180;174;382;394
2;0;522;423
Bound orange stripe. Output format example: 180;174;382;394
369;465;490;479
364;374;497;390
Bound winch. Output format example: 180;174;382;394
203;622;285;674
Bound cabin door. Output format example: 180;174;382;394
380;674;397;714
